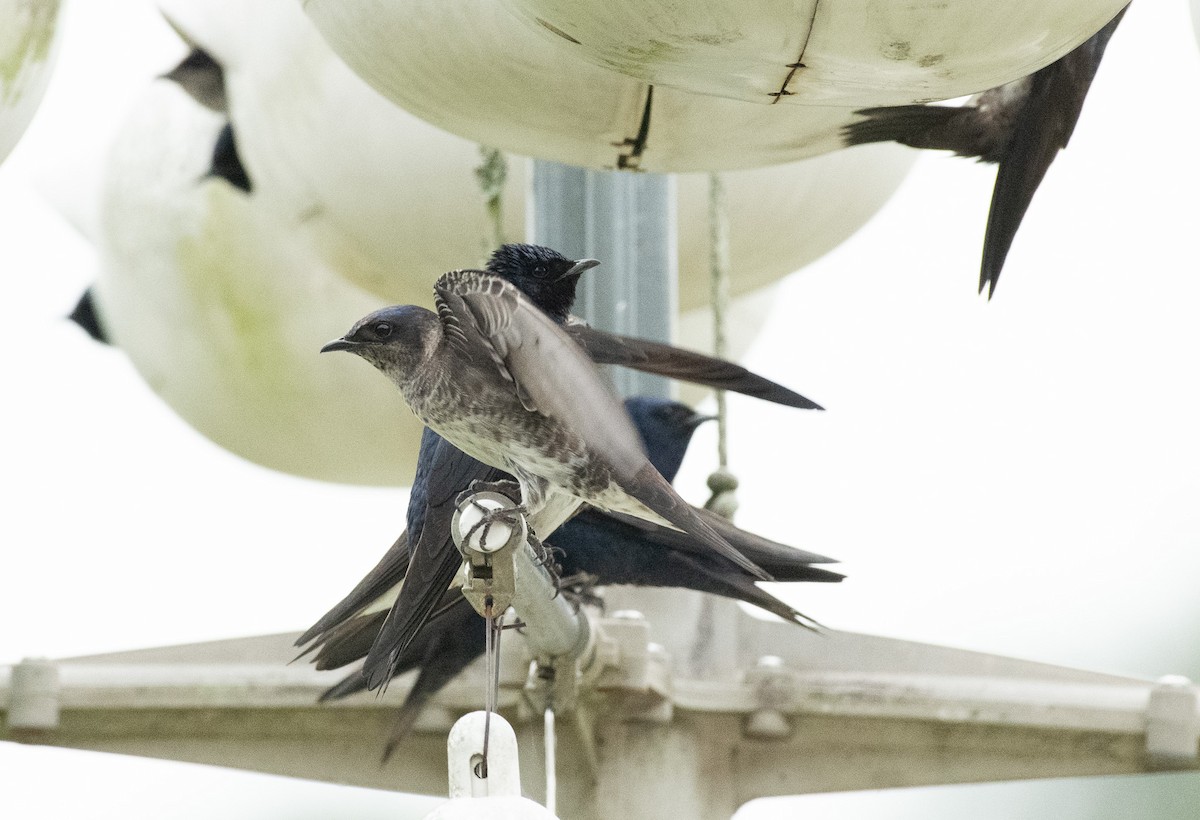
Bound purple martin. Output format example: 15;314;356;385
311;247;824;691
301;397;840;757
320;268;773;575
488;243;824;409
318;270;805;685
842;5;1127;297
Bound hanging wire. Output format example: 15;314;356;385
475;145;508;262
480;601;505;779
709;172;730;470
705;171;739;520
544;704;557;814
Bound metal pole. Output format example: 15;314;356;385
528;160;677;399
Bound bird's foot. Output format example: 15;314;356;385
459;478;522;506
528;531;563;590
457;492;530;552
559;572;605;611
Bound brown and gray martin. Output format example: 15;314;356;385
843;5;1127;297
298;397;840;758
321;270;771;585
311;245;824;693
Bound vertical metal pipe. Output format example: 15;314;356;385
528;160;677;398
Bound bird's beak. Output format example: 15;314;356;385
320;338;355;353
561;258;600;280
689;413;719;429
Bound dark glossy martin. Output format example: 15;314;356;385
843;6;1127;297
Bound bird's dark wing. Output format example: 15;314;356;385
295;533;410;649
567;323;823;411
615;462;771;580
693;506;838;566
381;597;485;761
582;508;841;578
310;610;387;674
979;5;1127;296
557;508;836;626
361;436;506;691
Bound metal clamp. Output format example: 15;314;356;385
452;491;528;617
450;492;591;663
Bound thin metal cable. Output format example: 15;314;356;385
481;601;496;778
705;172;740;524
709;172;731;471
544;705;557;814
475;146;508;263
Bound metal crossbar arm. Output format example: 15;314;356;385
451;491;591;663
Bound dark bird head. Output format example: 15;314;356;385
321;305;440;387
625;397;716;482
485;243;599;323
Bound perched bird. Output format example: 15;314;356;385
312;245;825;692
205;122;253;193
302;397;840;756
842;6;1127;297
318;267;818;688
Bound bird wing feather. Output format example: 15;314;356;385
980;5;1126;296
566;322;823;410
436;269;646;453
295;532;410;648
436;270;768;581
362;436;503;690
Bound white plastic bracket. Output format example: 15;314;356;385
742;655;798;740
1145;674;1200;766
423;711;560;819
6;658;59;730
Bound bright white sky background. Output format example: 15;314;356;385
3;0;1200;817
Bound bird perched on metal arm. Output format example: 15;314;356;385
302;396;840;758
313;247;827;694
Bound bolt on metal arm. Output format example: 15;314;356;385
450;491;591;663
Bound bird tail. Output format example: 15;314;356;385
693;506;839;567
362;546;464;691
380;599;485;761
842;105;965;153
308;610;388;672
295;533;410;649
319;666;371;702
622;464;771;581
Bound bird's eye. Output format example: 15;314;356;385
533;265;547;275
373;322;393;338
